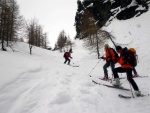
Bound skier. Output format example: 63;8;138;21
64;49;73;65
100;44;118;80
112;46;141;96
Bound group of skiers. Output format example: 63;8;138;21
101;44;141;96
63;44;141;96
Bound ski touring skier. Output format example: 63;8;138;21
64;49;73;65
100;44;118;80
112;46;141;96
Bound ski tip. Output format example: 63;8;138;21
137;94;150;97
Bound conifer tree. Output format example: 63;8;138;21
75;0;84;38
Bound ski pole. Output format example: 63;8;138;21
89;59;101;77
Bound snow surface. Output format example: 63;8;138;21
0;10;150;113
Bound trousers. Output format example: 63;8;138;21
113;67;139;91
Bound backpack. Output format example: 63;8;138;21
129;48;137;67
109;48;119;63
63;52;67;57
124;47;137;67
63;52;67;58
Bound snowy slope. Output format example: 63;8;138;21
0;10;150;113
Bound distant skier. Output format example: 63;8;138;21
112;46;141;96
100;44;118;80
64;49;73;65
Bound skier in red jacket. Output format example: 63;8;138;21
64;49;73;65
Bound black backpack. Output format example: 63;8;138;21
123;47;137;67
63;52;67;58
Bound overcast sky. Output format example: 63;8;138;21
17;0;77;47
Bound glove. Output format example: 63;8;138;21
100;56;105;59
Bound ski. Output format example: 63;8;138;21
92;80;130;91
118;94;132;98
134;75;148;78
68;65;79;67
71;65;79;67
99;78;112;81
103;84;130;91
112;76;148;79
118;94;149;99
99;77;126;81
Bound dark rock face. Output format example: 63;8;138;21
113;0;149;20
